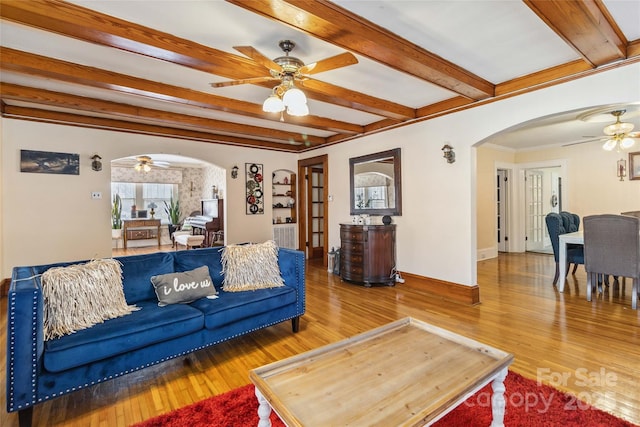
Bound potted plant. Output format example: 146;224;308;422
164;197;181;238
111;194;122;239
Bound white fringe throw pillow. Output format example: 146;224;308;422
221;240;285;292
42;258;139;341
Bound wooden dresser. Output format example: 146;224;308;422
340;223;396;286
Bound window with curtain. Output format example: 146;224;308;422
111;182;175;222
143;183;174;222
111;182;136;220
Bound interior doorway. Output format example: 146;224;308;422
524;166;561;254
496;169;509;252
298;155;329;265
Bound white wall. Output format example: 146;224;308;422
1;123;297;276
302;62;640;287
2;62;639;287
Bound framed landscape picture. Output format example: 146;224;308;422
630;152;640;180
20;150;80;175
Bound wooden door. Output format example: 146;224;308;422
308;167;324;259
298;155;328;265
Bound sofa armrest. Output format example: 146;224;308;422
277;248;306;316
6;267;44;414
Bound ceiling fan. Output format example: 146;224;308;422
133;155;170;172
564;110;640;150
600;110;640;151
210;40;358;116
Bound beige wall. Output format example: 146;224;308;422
3;62;639;288
476;146;515;254
1;122;297;275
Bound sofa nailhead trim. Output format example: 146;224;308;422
32;313;301;404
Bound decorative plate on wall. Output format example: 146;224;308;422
245;163;264;215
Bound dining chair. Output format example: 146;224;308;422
583;214;640;309
545;212;584;285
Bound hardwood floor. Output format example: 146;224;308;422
1;248;639;426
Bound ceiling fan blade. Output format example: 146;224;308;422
210;76;278;88
233;46;283;73
628;131;640;138
299;52;358;75
561;137;604;147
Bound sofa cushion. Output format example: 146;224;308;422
151;265;218;306
173;247;225;288
221;240;284;292
43;300;203;373
117;252;175;303
190;286;296;330
41;259;139;341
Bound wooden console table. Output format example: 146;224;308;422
122;219;161;249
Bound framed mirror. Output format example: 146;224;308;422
349;148;402;216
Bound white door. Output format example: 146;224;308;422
525;170;545;251
497;169;509;252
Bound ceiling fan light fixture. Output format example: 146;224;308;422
282;86;307;108
602;139;618;151
603;110;635;136
620;137;635;150
604;121;634;136
262;93;285;113
286;103;309;117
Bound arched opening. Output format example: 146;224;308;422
110;154;226;251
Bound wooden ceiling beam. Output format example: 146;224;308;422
2;105;304;152
0;83;325;146
0;48;362;135
524;0;627;66
0;0;411;120
228;0;495;100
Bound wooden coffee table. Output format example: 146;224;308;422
250;317;514;426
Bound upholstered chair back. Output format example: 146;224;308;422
584;214;640;278
560;211;580;232
545;212;565;262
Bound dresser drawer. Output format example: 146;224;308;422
341;261;363;280
340;228;364;242
341;251;363;264
341;241;363;254
127;229;156;240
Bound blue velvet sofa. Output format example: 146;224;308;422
6;247;305;426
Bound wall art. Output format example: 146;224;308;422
20;149;80;175
245;163;264;214
630;152;640;180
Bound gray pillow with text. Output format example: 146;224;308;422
151;265;218;306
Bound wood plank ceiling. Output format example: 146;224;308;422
1;0;639;152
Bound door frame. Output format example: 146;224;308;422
498;159;567;253
298;154;329;266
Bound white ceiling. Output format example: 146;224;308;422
1;0;639;151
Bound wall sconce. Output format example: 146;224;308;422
617;159;626;181
91;154;102;171
231;165;239;179
441;144;455;164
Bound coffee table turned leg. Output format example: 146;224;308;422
490;367;508;427
255;387;272;427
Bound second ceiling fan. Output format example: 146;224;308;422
211;40;358;116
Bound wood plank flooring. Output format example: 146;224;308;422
1;247;639;426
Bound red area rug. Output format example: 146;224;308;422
134;371;637;427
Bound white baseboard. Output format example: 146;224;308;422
477;247;498;261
